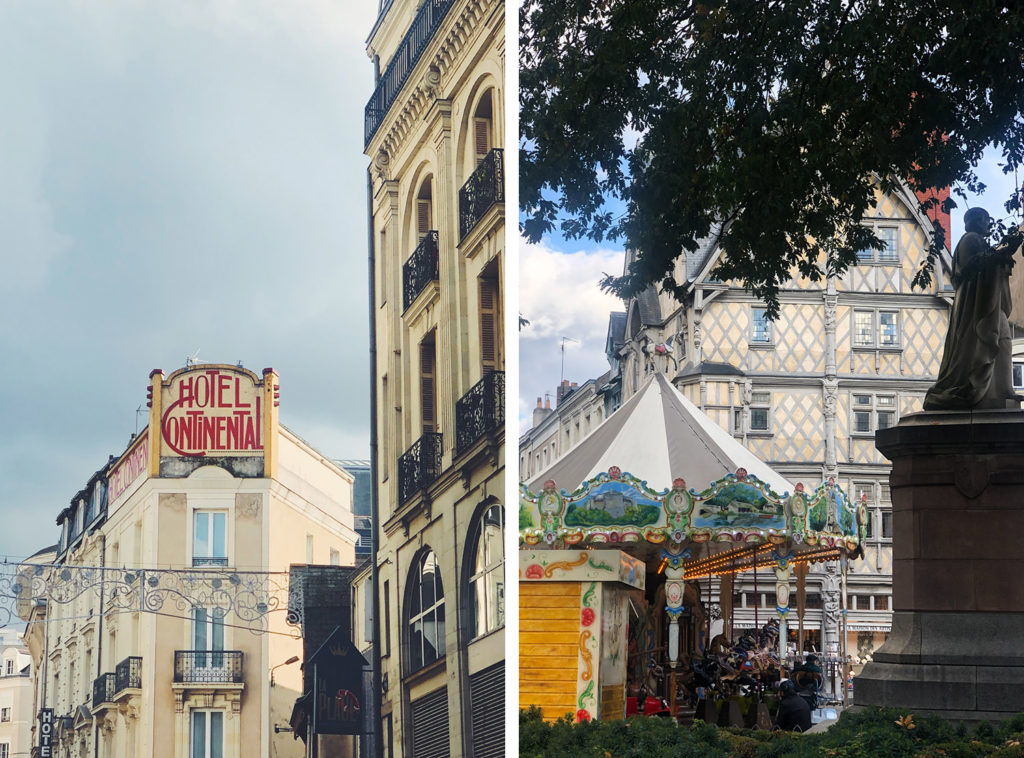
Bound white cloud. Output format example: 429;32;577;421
519;235;626;433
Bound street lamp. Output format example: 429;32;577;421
270;655;300;686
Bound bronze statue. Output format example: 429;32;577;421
924;207;1023;410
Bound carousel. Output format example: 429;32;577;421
519;375;865;726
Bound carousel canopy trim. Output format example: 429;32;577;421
520;466;864;550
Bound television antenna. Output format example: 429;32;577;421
559;336;579;385
186;349;207;369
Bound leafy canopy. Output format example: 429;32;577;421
520;0;1024;316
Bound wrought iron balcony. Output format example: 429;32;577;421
115;656;142;693
398;432;443;504
174;650;244;685
459;149;505;242
365;0;455;145
455;371;504;457
403;231;440;311
192;556;229;568
92;673;115;707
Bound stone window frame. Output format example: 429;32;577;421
191;509;229;568
190;709;225;758
464;501;505;641
405;549;446;675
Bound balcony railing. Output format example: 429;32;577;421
455;371;504;456
459;149;504;242
174;650;243;685
364;0;456;145
403;231;440;311
115;656;142;693
398;432;443;505
92;673;115;707
192;556;229;568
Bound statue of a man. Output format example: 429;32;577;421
924;207;1023;410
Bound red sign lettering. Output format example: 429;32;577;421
161;369;264;457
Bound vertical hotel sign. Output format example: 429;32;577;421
38;708;53;757
146;365;280;477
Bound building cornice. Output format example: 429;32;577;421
366;0;498;167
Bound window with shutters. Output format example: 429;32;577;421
416;179;433;240
458;87;503;241
479;259;501;372
420;335;437;433
407;550;446;672
472;90;493;167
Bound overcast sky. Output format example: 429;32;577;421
0;0;379;558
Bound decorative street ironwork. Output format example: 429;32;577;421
403;231;440;311
455;371;504;456
398;432;443;504
115;655;142;693
0;561;301;636
459;148;504;242
92;672;115;707
364;0;456;144
174;650;244;684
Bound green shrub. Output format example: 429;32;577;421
518;706;1024;757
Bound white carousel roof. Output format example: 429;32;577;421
527;373;794;496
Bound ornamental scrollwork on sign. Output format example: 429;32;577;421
0;561;301;636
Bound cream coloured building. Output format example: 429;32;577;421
522;184;953;671
0;629;33;758
20;364;357;758
363;0;505;754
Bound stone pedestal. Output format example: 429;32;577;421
854;410;1024;723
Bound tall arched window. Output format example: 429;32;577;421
407;550;446;671
467;503;504;639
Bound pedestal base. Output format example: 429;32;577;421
854;410;1024;724
854;611;1024;724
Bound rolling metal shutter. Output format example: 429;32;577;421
470;662;504;758
410;686;450;758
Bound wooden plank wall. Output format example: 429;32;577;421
519;581;579;721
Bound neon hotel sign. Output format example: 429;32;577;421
161;369;263;457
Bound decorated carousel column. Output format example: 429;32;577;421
773;548;793;671
662;545;689;717
662;477;695;718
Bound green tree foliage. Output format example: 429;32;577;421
520;0;1024;316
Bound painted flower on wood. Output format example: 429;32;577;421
524;564;544;579
581;607;595;627
576;709;590;722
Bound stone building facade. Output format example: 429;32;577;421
363;0;505;754
20;364;357;758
